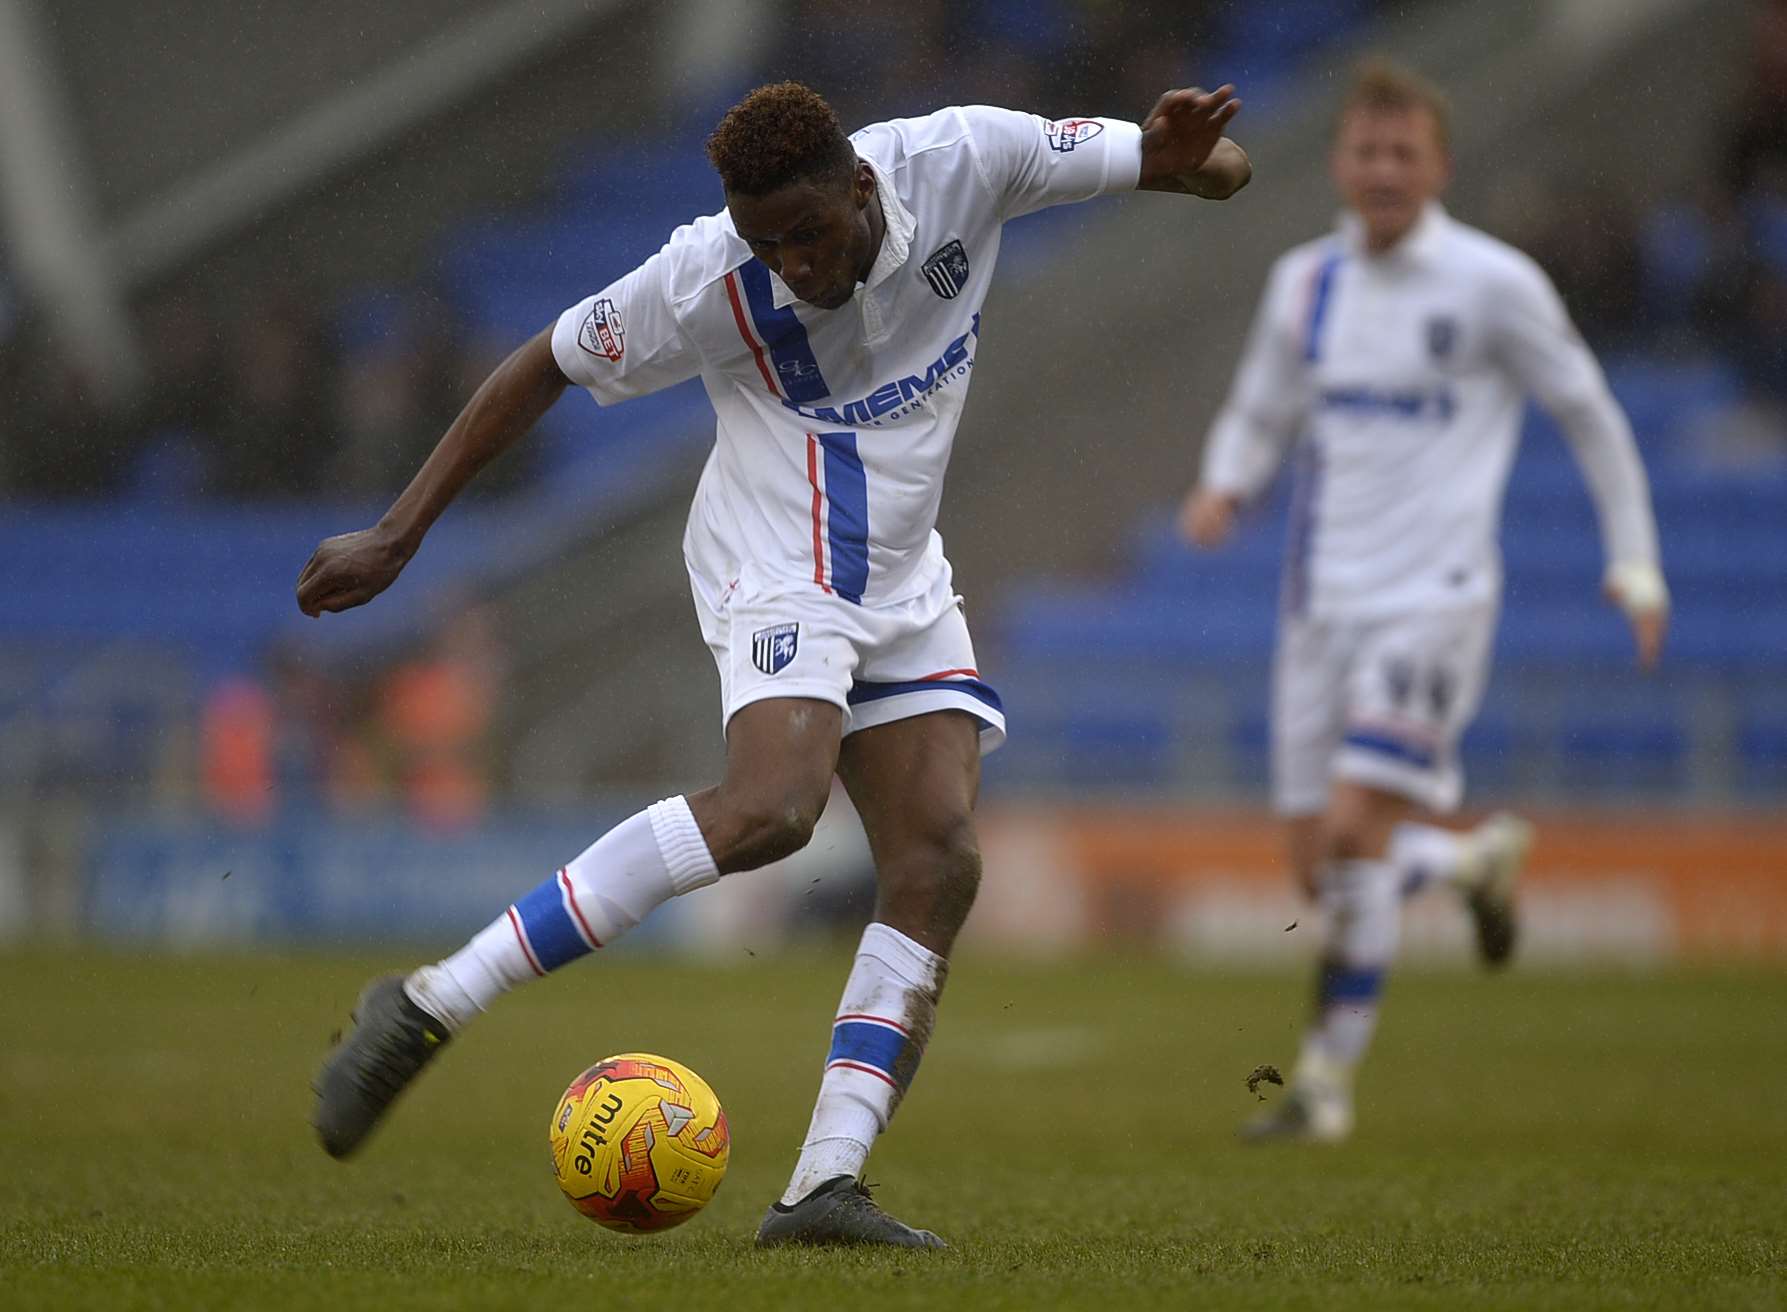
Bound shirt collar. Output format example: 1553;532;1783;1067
769;155;916;310
1337;200;1449;264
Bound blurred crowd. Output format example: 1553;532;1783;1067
1506;0;1787;461
769;0;1225;131
199;607;507;830
2;0;1782;827
0;0;1269;505
0;285;530;502
5;0;1780;506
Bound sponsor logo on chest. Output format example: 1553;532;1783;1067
1425;315;1458;361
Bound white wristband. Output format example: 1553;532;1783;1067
1604;561;1669;615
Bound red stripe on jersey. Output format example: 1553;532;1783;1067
724;271;780;396
557;867;603;950
506;905;544;976
918;668;979;682
806;433;831;594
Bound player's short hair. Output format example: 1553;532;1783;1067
705;81;858;198
1339;57;1451;150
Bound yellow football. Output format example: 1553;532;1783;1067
548;1053;730;1233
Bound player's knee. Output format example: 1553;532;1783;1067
885;813;982;925
709;790;823;870
1323;819;1376;865
744;798;822;865
930;817;983;921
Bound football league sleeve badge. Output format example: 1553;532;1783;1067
578;297;625;362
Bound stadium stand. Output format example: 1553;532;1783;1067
2;0;1779;820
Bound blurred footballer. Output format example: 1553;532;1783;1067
1180;60;1666;1143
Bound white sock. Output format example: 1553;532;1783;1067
779;923;947;1206
405;796;718;1031
1389;821;1473;899
1302;857;1400;1073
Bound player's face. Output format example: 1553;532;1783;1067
729;163;877;311
1331;107;1450;251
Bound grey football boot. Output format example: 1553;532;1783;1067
1464;813;1533;969
756;1176;947;1248
312;974;450;1158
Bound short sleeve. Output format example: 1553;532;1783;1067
551;248;700;405
958;105;1143;221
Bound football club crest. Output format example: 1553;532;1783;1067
1427;665;1456;719
578;297;625;361
1043;118;1105;152
921;239;970;300
751;623;799;676
1425;315;1457;361
1384;656;1416;709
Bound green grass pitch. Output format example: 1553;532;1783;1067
2;947;1783;1310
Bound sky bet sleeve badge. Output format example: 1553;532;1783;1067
578;297;625;361
1043;117;1105;152
921;240;970;299
751;623;800;675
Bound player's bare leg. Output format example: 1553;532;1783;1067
313;699;841;1159
1247;782;1410;1143
757;709;982;1249
1251;782;1530;1143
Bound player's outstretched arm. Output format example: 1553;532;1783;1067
1491;258;1668;670
1137;86;1251;199
296;326;569;618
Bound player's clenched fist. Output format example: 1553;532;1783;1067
295;524;412;617
1178;487;1239;550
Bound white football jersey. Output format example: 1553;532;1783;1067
553;106;1142;607
1200;203;1661;619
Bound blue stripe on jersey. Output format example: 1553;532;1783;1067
738;260;830;402
847;675;1004;718
829;1021;909;1083
1303;251;1344;362
817;431;870;603
1321;965;1385;1004
512;877;591;972
1281;440;1322;616
1342;730;1437;771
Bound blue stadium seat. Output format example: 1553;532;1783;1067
1638;204;1715;322
1553;685;1690;795
1601;356;1743;451
1736;686;1787;797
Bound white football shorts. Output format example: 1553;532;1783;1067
688;560;1006;753
1272;601;1497;815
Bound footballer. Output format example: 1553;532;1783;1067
1180;60;1666;1142
299;80;1250;1244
